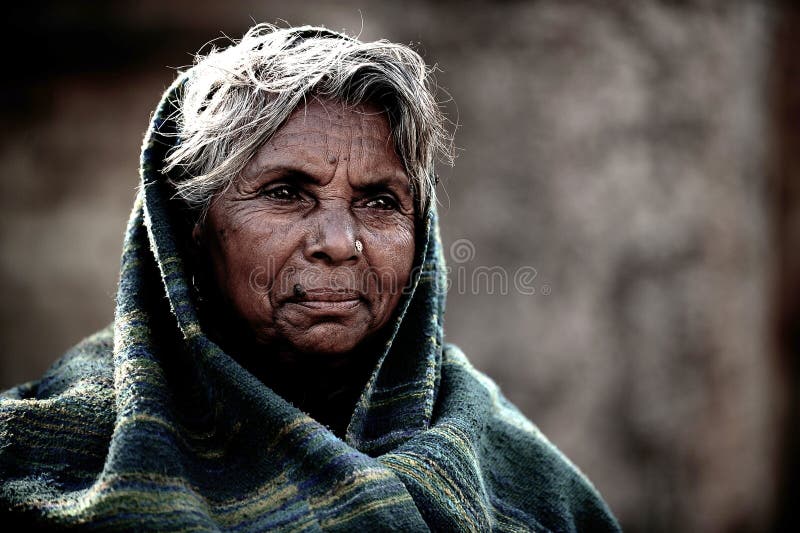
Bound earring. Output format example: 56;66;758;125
354;239;363;254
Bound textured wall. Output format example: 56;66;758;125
0;2;782;531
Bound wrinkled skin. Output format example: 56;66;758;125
194;99;415;393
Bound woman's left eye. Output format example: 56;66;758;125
365;195;399;210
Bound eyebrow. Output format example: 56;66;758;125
257;167;320;184
253;165;411;196
352;175;413;197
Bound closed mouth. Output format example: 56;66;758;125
290;289;362;310
295;299;360;310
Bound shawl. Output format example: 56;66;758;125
0;75;621;532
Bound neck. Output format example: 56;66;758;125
240;340;380;437
200;303;381;437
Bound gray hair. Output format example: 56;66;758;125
163;24;453;216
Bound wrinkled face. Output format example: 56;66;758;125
196;99;416;357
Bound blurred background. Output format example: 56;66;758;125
1;1;796;531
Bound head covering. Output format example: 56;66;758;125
0;74;620;531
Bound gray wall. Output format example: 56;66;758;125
0;2;782;531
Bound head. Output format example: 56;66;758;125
163;25;452;360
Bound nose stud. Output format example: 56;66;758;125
354;239;363;254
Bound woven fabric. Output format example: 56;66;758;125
0;75;620;531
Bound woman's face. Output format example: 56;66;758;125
196;99;416;357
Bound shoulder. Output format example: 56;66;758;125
0;326;116;491
440;343;621;532
2;324;115;401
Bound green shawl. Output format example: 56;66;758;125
0;76;620;531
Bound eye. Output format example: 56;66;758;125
260;184;301;201
365;194;400;211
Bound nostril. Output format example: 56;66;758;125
305;221;359;263
310;249;358;264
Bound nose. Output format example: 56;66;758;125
304;208;359;265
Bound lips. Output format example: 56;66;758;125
290;289;362;311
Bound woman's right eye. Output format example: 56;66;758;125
260;184;301;201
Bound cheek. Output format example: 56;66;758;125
366;225;416;301
206;214;295;305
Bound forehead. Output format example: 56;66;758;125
273;99;392;144
244;99;406;182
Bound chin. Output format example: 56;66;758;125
288;323;368;357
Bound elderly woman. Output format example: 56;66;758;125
0;25;619;531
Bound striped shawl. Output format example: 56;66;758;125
0;76;620;531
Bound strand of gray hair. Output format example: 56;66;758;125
162;23;454;217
